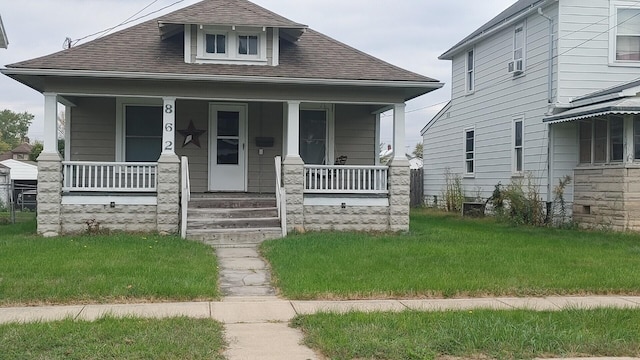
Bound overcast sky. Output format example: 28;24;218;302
0;0;515;152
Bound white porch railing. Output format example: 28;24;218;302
274;156;287;237
180;156;191;239
62;161;157;192
304;165;388;194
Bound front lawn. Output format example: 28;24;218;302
261;209;640;299
293;308;640;360
0;316;226;359
0;221;219;305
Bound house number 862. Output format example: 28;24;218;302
165;104;173;114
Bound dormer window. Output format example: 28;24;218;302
195;25;267;64
206;33;226;54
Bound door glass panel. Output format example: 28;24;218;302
218;111;239;136
217;139;239;164
300;110;327;165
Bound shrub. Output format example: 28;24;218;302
441;168;464;213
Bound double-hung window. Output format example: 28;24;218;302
513;118;523;174
124;105;163;162
464;128;475;175
579;116;624;164
509;23;525;74
466;49;475;93
611;2;640;63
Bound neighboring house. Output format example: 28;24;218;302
0;159;38;208
0;14;7;49
422;0;640;230
2;0;442;239
0;143;33;161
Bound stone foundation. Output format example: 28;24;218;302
36;152;62;237
61;204;158;233
387;159;411;232
156;154;181;234
573;166;640;231
303;205;390;232
283;156;304;232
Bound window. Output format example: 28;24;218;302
124;105;163;162
196;26;266;64
633;116;640;159
205;34;226;54
578;116;624;164
509;23;525;74
613;5;640;62
238;35;258;55
466;49;474;93
513;118;523;173
464;128;475;175
299;109;327;165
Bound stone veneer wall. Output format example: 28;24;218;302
573;166;640;231
61;204;157;233
387;159;411;232
283;156;304;232
303;205;390;231
37;153;63;237
156;154;181;234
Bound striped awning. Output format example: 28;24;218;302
543;97;640;124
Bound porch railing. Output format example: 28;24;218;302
180;156;191;239
304;165;388;194
274;156;287;237
62;161;157;192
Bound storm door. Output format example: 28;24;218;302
208;103;247;191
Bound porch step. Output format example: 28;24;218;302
185;193;283;247
186;228;283;247
188;197;276;209
188;207;278;219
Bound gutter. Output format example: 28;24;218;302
0;67;443;90
439;0;551;60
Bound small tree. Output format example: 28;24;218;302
0;110;33;151
412;143;424;159
29;140;65;161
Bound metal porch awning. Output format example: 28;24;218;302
543;97;640;124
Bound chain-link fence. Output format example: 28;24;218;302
0;182;37;224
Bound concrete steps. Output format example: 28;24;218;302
185;193;283;247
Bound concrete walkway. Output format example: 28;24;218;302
2;296;640;359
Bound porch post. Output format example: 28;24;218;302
388;103;410;232
283;101;304;232
156;97;180;234
37;93;62;237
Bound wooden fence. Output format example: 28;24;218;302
410;169;424;207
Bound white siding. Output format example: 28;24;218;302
557;0;640;103
549;121;577;210
424;3;559;203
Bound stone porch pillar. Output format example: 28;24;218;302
156;97;180;234
388;103;410;232
283;101;304;232
37;93;62;237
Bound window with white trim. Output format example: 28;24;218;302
124;105;163;162
510;23;525;74
611;1;640;63
579;116;624;164
466;49;475;93
513;118;523;174
464;128;475;175
197;26;266;63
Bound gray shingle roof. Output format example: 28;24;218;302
440;0;546;59
6;0;436;84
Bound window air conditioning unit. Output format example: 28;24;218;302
508;59;524;75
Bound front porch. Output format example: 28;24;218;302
36;95;411;238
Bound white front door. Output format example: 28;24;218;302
209;103;247;191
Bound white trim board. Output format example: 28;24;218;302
61;195;157;206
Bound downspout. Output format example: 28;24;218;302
538;7;555;205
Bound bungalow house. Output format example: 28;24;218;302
2;0;442;242
0;14;7;49
422;0;640;230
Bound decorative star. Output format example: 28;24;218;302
178;120;206;148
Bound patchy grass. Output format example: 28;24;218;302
293;308;640;360
0;222;219;306
0;316;226;359
262;209;640;299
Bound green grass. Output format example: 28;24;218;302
0;221;219;305
293;308;640;360
0;316;226;359
262;209;640;299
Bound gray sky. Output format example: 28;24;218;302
0;0;515;152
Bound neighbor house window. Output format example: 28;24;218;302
124;105;163;162
579;116;624;164
464;128;475;175
510;23;525;74
205;33;226;54
612;3;640;62
466;49;475;93
513;118;523;173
